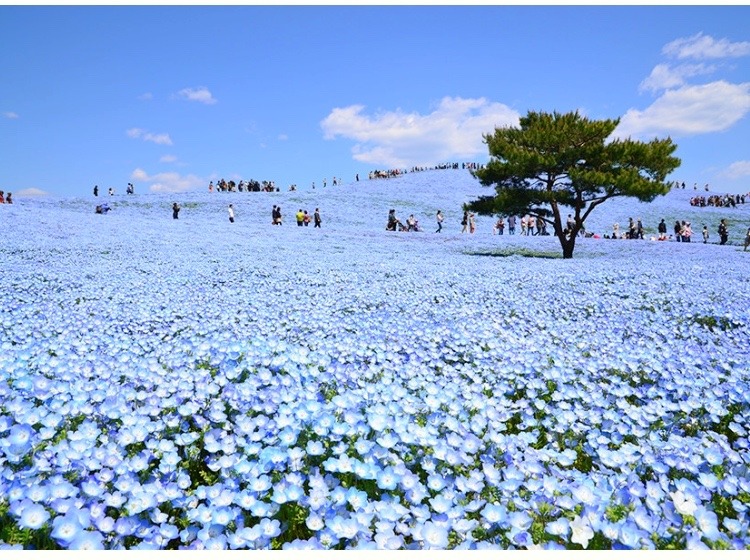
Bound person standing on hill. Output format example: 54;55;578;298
461;211;469;233
172;202;180;220
658;219;667;239
435;210;444;233
228;204;235;223
93;185;99;197
674;220;682;242
744;226;750;251
718;219;729;245
296;209;305;226
702;225;709;244
508;215;516;235
314;208;322;228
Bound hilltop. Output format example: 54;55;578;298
5;168;749;257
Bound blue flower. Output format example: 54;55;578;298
545;517;570;537
19;502;50;530
376;467;400;491
480;503;506;524
419;520;449;549
51;512;84;546
68;530;104;550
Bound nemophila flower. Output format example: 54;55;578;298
426;473;446;492
7;423;34;453
306;440;325;456
671;490;698;516
51;512;84;546
249;500;274;518
18;502;50;530
95;516;115;533
68;530;104;550
694;506;722;541
104;491;127;509
481;503;506;524
572;481;599;506
376;467;400;491
570;515;594;548
418;520;449;549
26;484;49;503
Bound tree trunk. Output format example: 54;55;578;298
561;235;576;259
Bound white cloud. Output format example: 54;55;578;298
138;92;153;101
321;96;520;168
126;127;173;146
615;81;750;139
639;63;716;93
176;86;217;105
15;187;47;197
160;154;178;163
3;111;19;119
722;160;750;180
664;32;750;60
130;168;204;193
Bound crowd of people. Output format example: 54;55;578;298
690;194;747;207
369;162;484;180
267;205;322;228
209;179;279;193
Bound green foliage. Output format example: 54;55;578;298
692;315;742;332
465;248;562;259
0;501;60;550
466;110;680;258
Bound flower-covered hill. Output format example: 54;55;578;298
0;169;749;550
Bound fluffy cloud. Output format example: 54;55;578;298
176;87;217;105
722;160;750;180
615;81;750;139
639;63;716;93
3;111;19;119
14;187;47;197
131;168;204;193
321;96;519;168
663;32;750;60
126;128;173;146
623;33;750;140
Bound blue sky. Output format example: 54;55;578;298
2;5;750;198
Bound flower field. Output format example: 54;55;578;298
1;170;749;549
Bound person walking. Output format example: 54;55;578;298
718;219;729;245
461;211;469;233
508;215;516;235
296;209;305;226
744;226;750;251
469;212;476;234
702;225;709;244
314;208;321;228
172;202;180;220
435;210;444;233
228;204;235;223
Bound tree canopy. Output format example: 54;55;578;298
466;110;681;258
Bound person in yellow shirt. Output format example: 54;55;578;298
296;209;305;226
